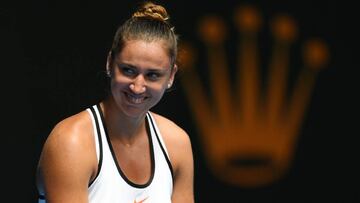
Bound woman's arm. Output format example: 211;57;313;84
153;113;195;203
171;130;194;203
37;113;97;203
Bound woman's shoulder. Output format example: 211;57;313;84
149;112;192;153
149;112;188;139
37;109;98;192
45;109;94;149
149;112;193;174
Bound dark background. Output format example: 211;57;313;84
1;0;358;202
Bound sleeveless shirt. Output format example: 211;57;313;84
38;104;174;203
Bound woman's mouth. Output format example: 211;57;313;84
124;92;146;104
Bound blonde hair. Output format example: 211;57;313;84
133;2;169;22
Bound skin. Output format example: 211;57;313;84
37;40;194;203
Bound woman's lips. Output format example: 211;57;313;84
124;92;147;104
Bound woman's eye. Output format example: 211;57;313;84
147;72;161;80
121;67;136;76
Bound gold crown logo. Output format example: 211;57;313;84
178;4;329;188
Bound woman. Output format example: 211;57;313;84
36;1;194;202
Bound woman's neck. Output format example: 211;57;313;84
100;98;147;145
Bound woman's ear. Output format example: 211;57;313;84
106;51;112;77
168;64;178;88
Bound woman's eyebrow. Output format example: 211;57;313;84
119;63;168;72
117;63;137;69
147;68;167;73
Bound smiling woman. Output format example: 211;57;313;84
35;1;194;203
109;40;174;118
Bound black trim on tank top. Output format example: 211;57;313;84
97;104;155;188
147;113;174;182
88;105;104;187
37;106;105;201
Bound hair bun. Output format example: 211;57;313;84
132;2;169;23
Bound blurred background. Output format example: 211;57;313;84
1;0;358;202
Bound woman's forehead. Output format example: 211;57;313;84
116;40;171;70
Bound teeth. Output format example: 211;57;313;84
126;93;144;104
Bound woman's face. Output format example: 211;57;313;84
108;39;176;118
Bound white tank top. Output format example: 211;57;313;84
38;104;174;203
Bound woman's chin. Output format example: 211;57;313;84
121;104;148;118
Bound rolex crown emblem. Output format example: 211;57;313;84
178;4;329;187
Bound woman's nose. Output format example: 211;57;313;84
129;75;146;94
